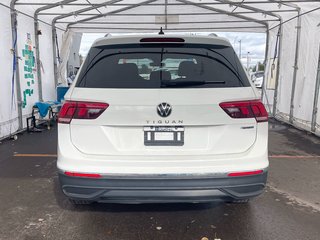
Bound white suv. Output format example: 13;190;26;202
57;34;269;204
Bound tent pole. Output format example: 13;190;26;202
164;0;168;30
34;1;77;102
53;0;123;24
10;0;23;131
52;26;58;87
311;44;320;133
272;22;283;117
214;0;282;21
34;20;43;102
38;10;298;17
67;0;158;27
261;29;269;102
289;10;302;123
177;0;269;27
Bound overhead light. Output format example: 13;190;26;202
278;3;282;9
60;4;64;9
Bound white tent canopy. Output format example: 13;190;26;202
0;0;320;139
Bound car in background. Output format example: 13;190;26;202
57;34;269;204
251;71;264;88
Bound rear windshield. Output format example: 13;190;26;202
76;43;250;88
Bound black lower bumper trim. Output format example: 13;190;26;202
59;172;268;203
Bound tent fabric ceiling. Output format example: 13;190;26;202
11;0;320;33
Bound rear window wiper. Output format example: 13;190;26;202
161;80;226;87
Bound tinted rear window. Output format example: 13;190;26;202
76;44;250;88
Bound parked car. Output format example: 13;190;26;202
57;34;269;204
251;71;264;88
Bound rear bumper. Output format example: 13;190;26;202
58;171;268;203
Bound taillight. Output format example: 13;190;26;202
64;171;102;178
219;100;268;122
228;170;263;177
58;101;109;124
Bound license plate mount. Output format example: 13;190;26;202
144;126;184;146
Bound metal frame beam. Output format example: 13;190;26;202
38;9;298;16
9;0;23;131
268;0;298;9
215;0;282;20
265;0;301;121
50;0;123;84
272;22;283;116
285;3;302;124
52;0;123;24
311;43;320;133
14;1;320;6
261;29;269;104
67;0;158;27
68;26;268;30
58;19;279;24
34;0;77;101
213;1;283;118
177;0;269;28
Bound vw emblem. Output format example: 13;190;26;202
157;103;172;117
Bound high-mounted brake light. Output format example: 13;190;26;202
58;101;109;124
219;100;268;122
140;38;185;43
64;171;102;178
228;170;263;177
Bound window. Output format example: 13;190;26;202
77;44;249;88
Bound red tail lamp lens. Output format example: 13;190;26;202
64;171;102;178
140;38;185;43
219;100;268;122
228;170;264;177
58;101;109;124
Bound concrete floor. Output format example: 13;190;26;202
0;119;319;240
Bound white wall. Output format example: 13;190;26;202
0;3;19;138
0;3;63;139
265;9;320;136
39;22;59;102
67;32;82;76
16;13;40;128
291;11;320;131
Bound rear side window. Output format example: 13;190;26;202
76;44;250;88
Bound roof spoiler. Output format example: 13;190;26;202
209;33;218;37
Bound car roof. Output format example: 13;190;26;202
92;34;232;47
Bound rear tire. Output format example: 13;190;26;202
69;199;92;205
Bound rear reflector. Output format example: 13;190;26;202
58;101;109;124
140;37;185;43
64;171;102;178
228;170;263;177
219;100;268;122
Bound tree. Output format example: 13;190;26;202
252;62;265;72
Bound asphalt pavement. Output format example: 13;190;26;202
0;119;319;240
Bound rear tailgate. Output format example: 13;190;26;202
69;87;257;156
